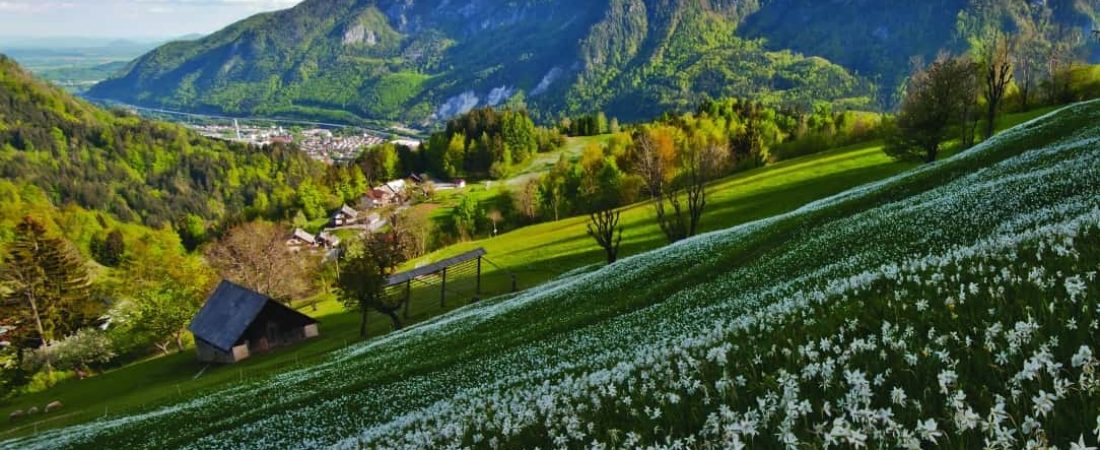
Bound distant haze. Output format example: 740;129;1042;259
0;0;302;39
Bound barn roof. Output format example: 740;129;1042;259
386;248;486;287
188;281;282;352
291;228;316;244
334;204;358;219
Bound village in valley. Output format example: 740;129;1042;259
189;120;395;163
285;179;409;256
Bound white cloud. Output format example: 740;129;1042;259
0;0;303;38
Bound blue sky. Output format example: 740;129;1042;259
0;0;303;39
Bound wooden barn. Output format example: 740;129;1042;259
188;281;319;364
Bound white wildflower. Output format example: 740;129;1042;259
1072;345;1094;368
1071;435;1097;450
916;418;941;443
890;387;907;406
1032;390;1056;417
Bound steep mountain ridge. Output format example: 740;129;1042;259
88;0;872;124
88;0;1098;124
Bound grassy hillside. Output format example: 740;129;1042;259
0;106;1054;439
3;100;1096;448
407;107;1058;296
0;125;885;439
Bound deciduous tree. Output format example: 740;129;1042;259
204;221;319;304
337;225;407;337
885;55;979;163
656;129;726;243
110;230;215;354
978;31;1014;139
579;145;630;264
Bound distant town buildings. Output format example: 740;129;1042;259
188;123;387;164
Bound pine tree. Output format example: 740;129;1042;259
1;217;92;348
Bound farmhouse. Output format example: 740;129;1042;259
188;281;319;364
287;228;316;250
330;204;359;226
317;231;341;248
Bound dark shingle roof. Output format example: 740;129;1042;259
188;281;271;352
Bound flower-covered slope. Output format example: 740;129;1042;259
7;101;1100;449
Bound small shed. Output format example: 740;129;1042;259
188;281;319;364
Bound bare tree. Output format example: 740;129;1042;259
395;208;432;259
204;221;320;304
1012;9;1051;111
1045;25;1083;104
980;31;1014;140
514;179;539;222
587;208;623;265
632;128;676;198
653;130;725;243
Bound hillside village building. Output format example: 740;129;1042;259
189;281;319;364
287;228;317;251
330;204;359;226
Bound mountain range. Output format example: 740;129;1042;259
87;0;1099;125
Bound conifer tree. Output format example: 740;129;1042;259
1;217;92;349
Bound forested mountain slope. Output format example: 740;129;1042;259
741;0;1100;100
7;98;1098;448
0;55;327;238
88;0;1098;124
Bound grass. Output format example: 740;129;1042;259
0;107;1059;440
0;289;477;438
7;99;1096;449
505;134;612;187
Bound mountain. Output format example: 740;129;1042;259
7;98;1099;448
740;0;1100;95
0;54;328;236
86;0;1099;125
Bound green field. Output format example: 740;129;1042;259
408;107;1058;297
0;107;1064;442
5;99;1096;449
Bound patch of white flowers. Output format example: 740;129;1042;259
4;105;1100;450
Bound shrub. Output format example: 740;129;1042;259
22;329;116;373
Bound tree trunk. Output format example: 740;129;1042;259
925;144;939;164
359;307;369;338
985;100;997;141
155;342;171;355
25;291;49;347
687;176;707;237
175;330;185;352
382;309;403;331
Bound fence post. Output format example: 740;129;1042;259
440;267;447;308
404;279;412;318
475;256;482;301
